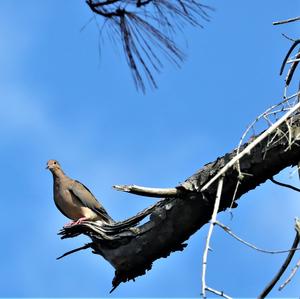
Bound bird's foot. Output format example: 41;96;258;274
63;221;76;228
74;217;88;225
63;217;88;228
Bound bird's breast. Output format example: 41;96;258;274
54;185;99;221
54;187;81;220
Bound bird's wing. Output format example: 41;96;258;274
69;180;113;222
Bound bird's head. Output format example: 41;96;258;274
46;159;61;171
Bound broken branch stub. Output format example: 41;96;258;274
59;115;300;291
112;184;182;197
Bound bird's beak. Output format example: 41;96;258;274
46;165;49;170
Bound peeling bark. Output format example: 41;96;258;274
59;116;300;291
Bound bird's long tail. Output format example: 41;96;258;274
102;197;169;233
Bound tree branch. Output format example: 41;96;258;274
59;115;300;291
258;219;300;298
273;16;300;25
279;257;300;290
206;286;232;299
215;221;300;254
270;177;300;192
200;101;300;192
201;177;224;298
112;184;183;197
56;243;93;260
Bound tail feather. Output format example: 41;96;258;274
102;198;168;233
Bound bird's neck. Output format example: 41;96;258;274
51;168;66;180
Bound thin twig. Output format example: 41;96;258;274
56;243;93;260
279;257;300;291
279;218;300;290
273;16;300;25
282;33;297;42
279;40;300;76
285;50;300;86
201;177;224;299
287;58;300;64
201;101;300;192
270;177;300;192
236;94;300;175
229;179;240;211
215;221;300;254
258;220;300;298
206;286;232;299
112;184;182;197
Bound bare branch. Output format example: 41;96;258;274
279;257;300;291
57;243;93;260
286;58;300;64
235;92;300;177
206;286;232;299
112;184;183;197
270;177;300;192
258;220;300;298
201;177;224;299
59;115;300;291
215;221;300;254
279;218;300;291
273;16;300;25
200;100;300;192
279;40;300;76
285;50;300;86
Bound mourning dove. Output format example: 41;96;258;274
47;160;114;227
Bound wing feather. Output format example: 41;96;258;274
69;180;113;223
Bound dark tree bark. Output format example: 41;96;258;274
59;115;300;291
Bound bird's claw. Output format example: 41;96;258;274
63;217;88;228
63;221;76;228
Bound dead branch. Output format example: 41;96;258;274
215;221;300;254
201;177;224;298
112;184;183;197
206;286;232;299
201;100;300;192
273;16;300;25
279;218;300;291
258;219;300;298
279;40;300;86
58;114;300;292
285;50;300;86
57;243;93;260
270;177;300;192
279;257;300;290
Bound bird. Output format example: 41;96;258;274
46;159;114;227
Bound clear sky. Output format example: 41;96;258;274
1;0;300;297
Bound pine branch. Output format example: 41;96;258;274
85;0;212;92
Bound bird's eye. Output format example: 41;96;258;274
54;161;57;164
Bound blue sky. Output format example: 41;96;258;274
1;0;300;297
